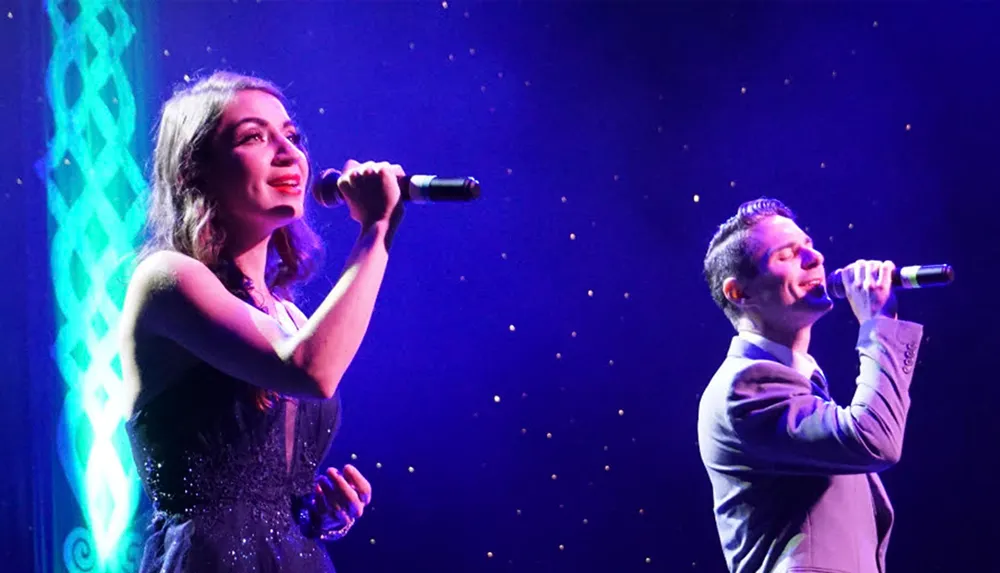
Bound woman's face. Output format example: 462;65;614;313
206;89;309;242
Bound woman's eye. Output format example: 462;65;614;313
239;131;264;144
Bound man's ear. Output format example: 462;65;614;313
722;277;749;309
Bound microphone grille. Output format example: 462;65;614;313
312;168;342;208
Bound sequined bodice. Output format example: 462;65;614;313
126;363;341;572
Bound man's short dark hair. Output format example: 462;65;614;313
704;198;796;326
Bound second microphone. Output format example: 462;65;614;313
826;263;954;298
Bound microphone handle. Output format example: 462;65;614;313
404;175;481;203
827;264;954;298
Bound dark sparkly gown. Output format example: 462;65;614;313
126;361;342;572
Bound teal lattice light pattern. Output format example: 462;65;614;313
45;0;146;570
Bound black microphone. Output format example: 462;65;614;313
826;264;955;298
312;168;480;207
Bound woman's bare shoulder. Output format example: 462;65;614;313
129;250;213;293
120;251;210;415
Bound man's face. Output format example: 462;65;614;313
740;215;833;328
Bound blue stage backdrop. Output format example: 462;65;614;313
1;1;997;572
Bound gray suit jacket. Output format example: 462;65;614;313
697;317;923;573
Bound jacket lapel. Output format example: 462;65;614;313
727;338;831;400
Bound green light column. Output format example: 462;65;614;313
44;0;147;570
